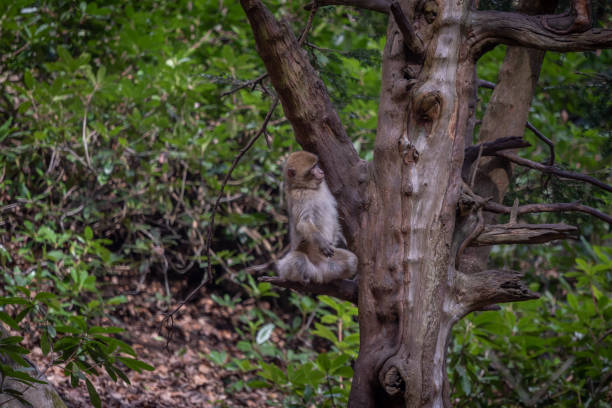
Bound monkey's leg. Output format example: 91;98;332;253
322;248;357;282
277;251;318;283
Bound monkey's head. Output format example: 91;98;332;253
284;151;325;190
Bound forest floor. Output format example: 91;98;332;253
26;277;280;407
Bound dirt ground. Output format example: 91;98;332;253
26;279;280;408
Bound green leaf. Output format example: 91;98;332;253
114;367;130;384
41;332;50;355
34;292;56;301
24;71;34;89
0;336;24;345
104;363;118;382
86;379;102;408
0;311;20;330
46;250;64;261
259;362;287;385
332;365;353;378
312;323;337;344
117;357;154;372
567;293;579;310
96;66;106;84
317;353;331;372
84;226;93;240
0;297;30;306
53;336;80;351
207;350;227;366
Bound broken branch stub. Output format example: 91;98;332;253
471;223;579;246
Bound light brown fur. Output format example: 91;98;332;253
277;151;357;283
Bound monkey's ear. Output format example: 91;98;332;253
287;168;296;178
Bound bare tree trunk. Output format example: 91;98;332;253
350;2;473;406
239;0;612;406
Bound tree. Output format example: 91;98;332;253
238;0;612;406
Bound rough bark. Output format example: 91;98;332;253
238;0;612;406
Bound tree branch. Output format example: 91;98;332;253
525;121;555;166
259;276;358;304
305;0;390;13
484;201;612;225
462;136;531;179
457;269;539;313
496;151;612;193
390;1;425;56
470;11;612;56
471;223;579;246
240;0;365;238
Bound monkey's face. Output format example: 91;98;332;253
284;151;326;190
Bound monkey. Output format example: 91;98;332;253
276;151;357;284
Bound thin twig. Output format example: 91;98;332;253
484;201;612;225
220;73;269;97
526;121;555;166
298;1;318;46
496;151;612;193
163;97;280;321
221;6;318;98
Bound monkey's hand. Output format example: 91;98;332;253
319;240;335;257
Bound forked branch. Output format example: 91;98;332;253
259;276;358;304
457;269;539;314
390;1;425;56
470;11;612;56
463;136;531;178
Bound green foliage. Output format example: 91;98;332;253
0;223;152;406
451;245;612;407
208;294;358;406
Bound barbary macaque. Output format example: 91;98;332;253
277;151;357;283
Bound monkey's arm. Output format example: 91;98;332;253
295;218;334;257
